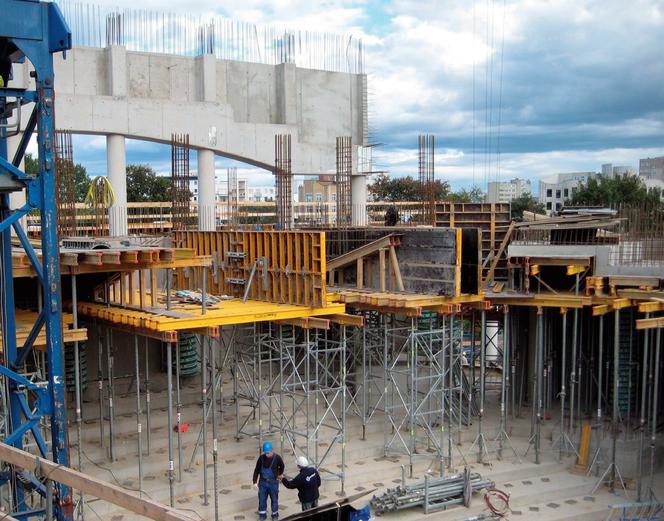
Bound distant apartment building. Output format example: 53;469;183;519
601;163;636;177
297;178;337;203
539;172;598;214
246;186;276;202
639;156;664;192
485;178;532;204
189;179;277;203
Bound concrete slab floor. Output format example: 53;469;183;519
67;379;663;521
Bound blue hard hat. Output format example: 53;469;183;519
262;441;273;453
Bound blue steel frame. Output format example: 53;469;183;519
0;1;72;520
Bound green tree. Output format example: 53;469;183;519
569;173;663;209
449;185;485;203
25;152;39;175
73;163;91;202
25;153;91;202
126;164;173;202
510;193;545;220
368;173;450;202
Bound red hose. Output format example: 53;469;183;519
484;488;511;517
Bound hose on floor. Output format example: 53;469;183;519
484;488;511;517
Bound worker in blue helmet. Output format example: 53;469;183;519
252;441;284;520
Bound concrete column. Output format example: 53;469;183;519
198;54;217;103
276;63;297;125
351;174;367;226
107;134;127;236
197;149;216;231
106;46;127;97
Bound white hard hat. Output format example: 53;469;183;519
296;456;309;468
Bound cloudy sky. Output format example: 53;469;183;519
59;0;664;192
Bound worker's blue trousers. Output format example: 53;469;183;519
258;480;279;520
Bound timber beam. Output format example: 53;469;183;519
0;442;196;521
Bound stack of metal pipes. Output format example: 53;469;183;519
370;471;494;515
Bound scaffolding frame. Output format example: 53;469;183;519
280;325;347;489
346;311;387;440
383;313;465;476
230;322;348;490
232;323;283;441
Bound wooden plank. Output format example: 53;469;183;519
356;258;363;289
325;313;364;327
326;234;401;271
485;221;514;286
378;248;386;292
388;246;405;292
0;442;195;521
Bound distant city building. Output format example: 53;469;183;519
246;186;276;202
639;156;664;193
297;178;337;203
538;172;599;215
189;176;275;203
602;163;636;176
485;178;532;204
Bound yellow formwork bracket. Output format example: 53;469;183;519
566;265;586;276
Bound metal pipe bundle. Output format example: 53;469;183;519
370;472;494;515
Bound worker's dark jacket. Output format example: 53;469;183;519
281;466;321;503
252;454;285;484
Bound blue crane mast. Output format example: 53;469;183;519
0;1;73;520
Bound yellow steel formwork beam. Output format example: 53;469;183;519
77;299;346;333
636;317;664;330
638;301;664;313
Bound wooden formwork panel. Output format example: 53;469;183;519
435;202;511;282
174;231;327;307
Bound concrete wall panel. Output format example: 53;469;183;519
127;53;150;98
53;46;366;173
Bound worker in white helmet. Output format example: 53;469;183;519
279;456;321;511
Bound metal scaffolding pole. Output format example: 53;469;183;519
637;314;650;501
494;306;519;461
592;308;627;495
71;275;85;519
588;314;606;475
166;342;175;507
201;335;209;506
525;307;544;464
570;274;580;432
211;336;220;521
106;328;115;461
468;310;490;463
134;335;143;496
145;337;151;455
648;328;660;500
553;309;577;459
